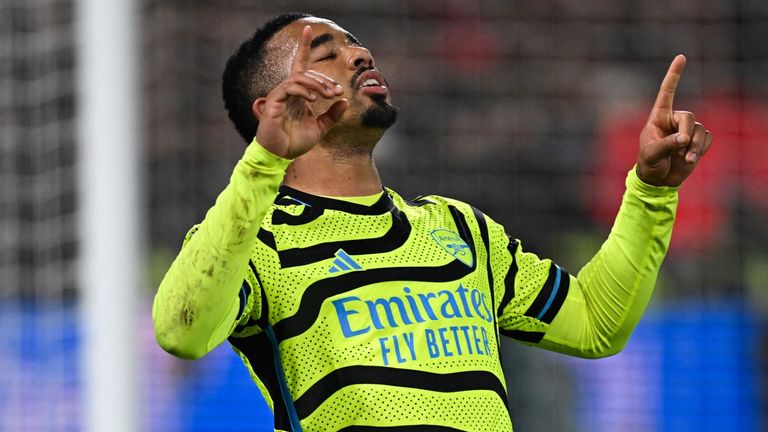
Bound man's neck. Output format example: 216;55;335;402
283;143;383;196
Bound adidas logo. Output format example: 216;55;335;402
328;249;363;273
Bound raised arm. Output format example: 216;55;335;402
536;168;679;357
152;26;348;359
498;56;713;357
546;55;712;356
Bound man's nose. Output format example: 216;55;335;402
346;46;374;70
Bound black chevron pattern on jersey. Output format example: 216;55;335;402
273;259;475;342
232;191;529;430
339;424;466;432
405;195;436;207
271;204;325;226
279;185;395;215
257;227;276;250
500;329;545;344
470;209;495;315
293;365;508;420
229;332;293;431
339;426;466;431
271;207;477;342
498;238;519;316
257;186;410;269
274;207;411;268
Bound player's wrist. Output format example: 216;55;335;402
628;165;679;197
252;132;294;160
243;137;294;171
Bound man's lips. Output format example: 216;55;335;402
355;69;389;95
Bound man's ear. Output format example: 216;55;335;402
252;97;267;121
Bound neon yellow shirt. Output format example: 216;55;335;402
153;139;678;431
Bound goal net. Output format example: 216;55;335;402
0;0;79;430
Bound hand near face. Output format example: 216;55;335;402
253;25;349;159
636;55;713;187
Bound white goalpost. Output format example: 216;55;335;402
77;0;142;430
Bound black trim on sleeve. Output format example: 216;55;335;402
523;264;570;324
501;329;545;344
232;260;269;334
235;280;251;321
540;268;569;324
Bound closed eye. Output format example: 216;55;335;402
317;52;337;62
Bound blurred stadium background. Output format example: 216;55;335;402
2;0;767;430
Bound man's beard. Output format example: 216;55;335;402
361;96;398;129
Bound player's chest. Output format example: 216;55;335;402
265;206;484;280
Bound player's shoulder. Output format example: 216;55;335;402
388;189;507;233
396;190;495;222
402;192;511;242
388;189;472;212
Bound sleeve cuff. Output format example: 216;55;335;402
242;137;294;172
627;165;679;198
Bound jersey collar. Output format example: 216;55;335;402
277;185;395;215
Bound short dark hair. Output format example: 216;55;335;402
222;12;312;143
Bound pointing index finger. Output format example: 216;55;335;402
291;25;313;73
653;54;687;112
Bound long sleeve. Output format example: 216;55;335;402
497;167;678;358
539;168;678;357
152;140;292;359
